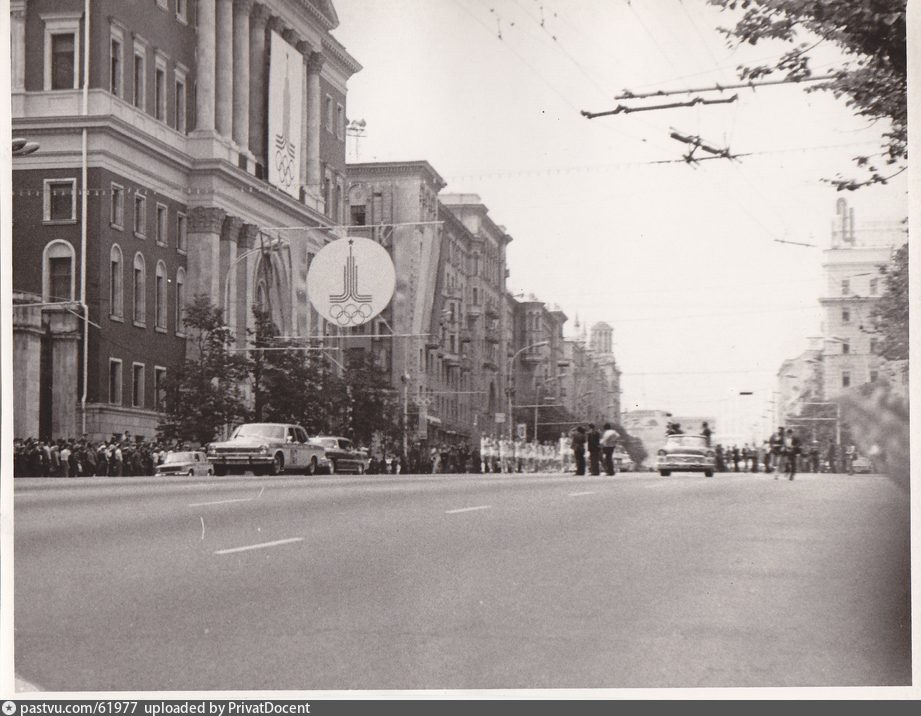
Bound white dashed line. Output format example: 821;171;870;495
568;491;597;497
445;505;492;515
188;497;253;507
214;538;304;555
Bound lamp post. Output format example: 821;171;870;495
12;137;40;156
506;340;549;440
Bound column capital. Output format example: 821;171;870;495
282;28;300;46
240;224;261;250
221;215;245;242
233;0;255;14
189;206;227;234
267;15;287;34
9;0;26;20
251;2;270;27
296;40;314;58
306;51;325;75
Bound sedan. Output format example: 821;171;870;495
156;451;214;476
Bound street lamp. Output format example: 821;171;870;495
12;137;40;156
506;340;549;440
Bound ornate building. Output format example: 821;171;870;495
11;0;361;440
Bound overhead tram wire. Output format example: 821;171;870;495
615;74;837;101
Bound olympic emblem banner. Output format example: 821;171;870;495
268;31;303;199
307;237;396;328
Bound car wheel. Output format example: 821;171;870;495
187;468;194;476
328;460;336;475
207;468;214;476
659;470;670;477
357;462;365;475
704;470;713;477
307;456;318;475
214;466;227;476
270;453;284;476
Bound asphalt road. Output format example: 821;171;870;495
13;469;911;691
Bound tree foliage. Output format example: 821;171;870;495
341;351;400;445
158;295;249;444
872;242;909;360
709;0;906;190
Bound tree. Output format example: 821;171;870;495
872;242;908;360
709;0;906;190
341;351;399;446
159;295;249;444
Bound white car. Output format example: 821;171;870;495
207;423;330;476
156;450;213;476
656;435;716;477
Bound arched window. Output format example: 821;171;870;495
175;267;186;333
43;240;75;303
155;261;167;330
109;244;123;318
132;252;146;325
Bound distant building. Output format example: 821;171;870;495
588;322;622;424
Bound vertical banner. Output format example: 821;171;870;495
268;31;304;198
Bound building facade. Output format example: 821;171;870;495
11;0;360;440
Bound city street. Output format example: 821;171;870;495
14;470;910;691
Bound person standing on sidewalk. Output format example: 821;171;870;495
785;428;801;480
600;423;619;476
571;426;587;476
587;424;602;476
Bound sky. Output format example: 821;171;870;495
330;0;908;440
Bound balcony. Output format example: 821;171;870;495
482;359;499;372
443;352;461;368
485;333;500;344
459;328;473;344
467;304;483;318
485;305;500;319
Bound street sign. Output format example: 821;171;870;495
307;237;396;327
516;423;527;440
494;412;506;424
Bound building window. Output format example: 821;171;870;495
176;0;188;23
841;340;850;355
841;279;850;296
111;183;125;228
133;47;146;110
43;241;75;303
154;367;167;411
842;371;851;388
350;204;366;226
109;359;123;405
336;103;345;140
176;212;187;252
110;36;123;97
134;194;147;237
155;261;167;330
842;308;850;323
869;277;879;296
325;95;333;132
175;267;186;334
869;370;878;383
133;252;146;325
156;204;168;245
42;10;82;92
110;244;124;319
43;178;76;223
154;61;167;121
175;74;187;133
132;363;145;408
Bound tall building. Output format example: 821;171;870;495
818;198;904;399
588;321;622;424
776;338;823;428
11;0;360;441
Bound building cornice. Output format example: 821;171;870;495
321;35;362;77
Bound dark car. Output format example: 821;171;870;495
311;436;367;474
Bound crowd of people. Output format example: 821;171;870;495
13;433;190;478
709;428;863;478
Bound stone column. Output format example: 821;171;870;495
215;0;234;138
186;207;226;314
13;296;43;438
306;51;325;191
237;224;260;343
220;215;243;331
196;0;216;131
47;308;81;440
232;0;253;153
297;40;312;192
10;1;26;91
248;3;270;169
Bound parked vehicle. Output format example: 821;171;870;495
207;423;329;476
155;451;213;476
311;436;367;474
850;455;874;474
656;435;715;477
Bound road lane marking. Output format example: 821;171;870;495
568;491;597;497
445;505;492;514
188;497;253;507
214;538;304;555
200;516;205;540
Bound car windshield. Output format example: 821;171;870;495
666;436;707;449
315;438;340;449
231;424;285;440
164;451;195;464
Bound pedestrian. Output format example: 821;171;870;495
701;421;713;447
785;428;801;480
731;445;740;473
600;422;618;476
770;427;785;476
571;426;586;476
826;440;838;474
587;423;601;476
845;443;857;475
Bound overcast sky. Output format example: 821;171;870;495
332;0;908;440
